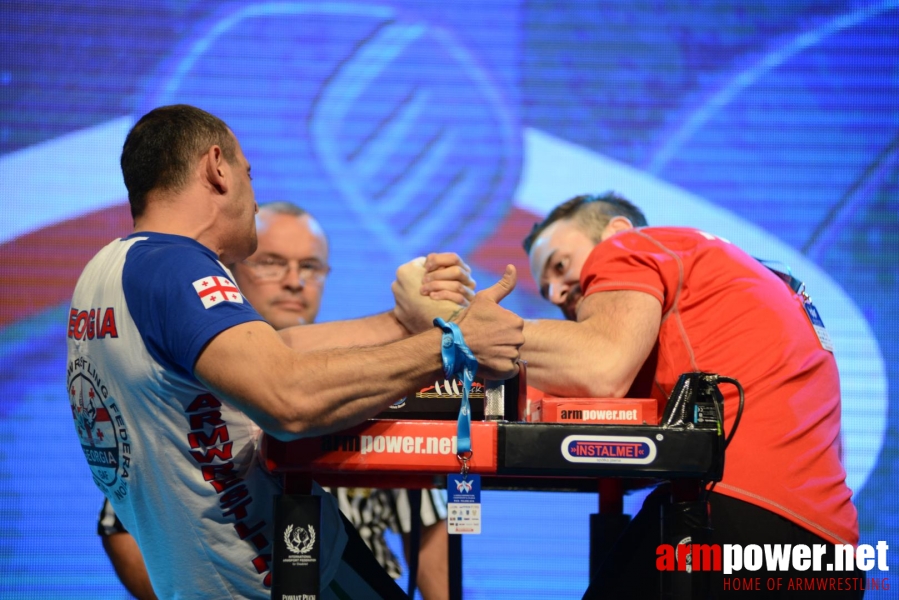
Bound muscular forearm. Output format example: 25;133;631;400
279;330;445;436
522;319;633;398
521;291;661;398
197;323;444;441
197;271;522;441
278;311;409;351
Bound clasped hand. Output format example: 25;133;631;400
392;252;476;334
392;256;523;380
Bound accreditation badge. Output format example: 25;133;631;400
803;300;834;352
447;474;481;534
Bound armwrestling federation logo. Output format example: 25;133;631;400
284;524;316;555
67;356;131;500
455;479;474;493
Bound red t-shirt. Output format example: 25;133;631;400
580;227;858;546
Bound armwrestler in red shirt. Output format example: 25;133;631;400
520;192;859;599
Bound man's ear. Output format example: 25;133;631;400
203;145;228;195
609;215;634;232
600;216;634;241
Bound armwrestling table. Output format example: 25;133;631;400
261;416;724;599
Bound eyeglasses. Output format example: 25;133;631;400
241;256;330;284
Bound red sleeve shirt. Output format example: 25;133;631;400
580;227;858;546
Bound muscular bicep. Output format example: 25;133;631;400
194;320;302;434
193;319;439;441
576;290;662;395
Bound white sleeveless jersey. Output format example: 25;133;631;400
66;232;346;599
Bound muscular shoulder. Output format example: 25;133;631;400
580;227;752;312
121;232;264;377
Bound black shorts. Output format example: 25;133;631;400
97;498;127;536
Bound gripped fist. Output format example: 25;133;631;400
419;252;476;305
454;265;524;381
392;254;474;334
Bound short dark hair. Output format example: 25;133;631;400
121;105;237;219
522;192;648;253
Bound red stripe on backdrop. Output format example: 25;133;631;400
0;202;132;328
0;203;541;329
468;205;543;295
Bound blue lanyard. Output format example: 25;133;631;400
433;318;478;467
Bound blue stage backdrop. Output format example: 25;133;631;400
1;1;897;598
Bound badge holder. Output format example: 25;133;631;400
432;318;484;537
446;355;482;536
802;294;834;352
761;260;833;353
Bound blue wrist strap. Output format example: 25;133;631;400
433;318;478;461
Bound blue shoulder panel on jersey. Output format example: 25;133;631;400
122;233;265;379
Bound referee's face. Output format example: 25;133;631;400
232;211;329;330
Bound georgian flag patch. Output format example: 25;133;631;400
192;276;244;309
